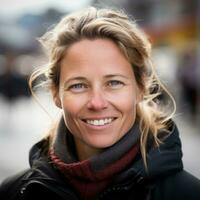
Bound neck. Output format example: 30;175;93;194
74;138;103;161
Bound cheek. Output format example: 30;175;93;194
60;94;89;121
110;90;137;112
61;96;83;134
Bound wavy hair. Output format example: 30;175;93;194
29;7;176;167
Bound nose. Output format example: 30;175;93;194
87;90;108;111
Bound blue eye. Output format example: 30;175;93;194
68;83;87;92
71;83;84;89
108;80;124;88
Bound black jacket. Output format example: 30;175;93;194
0;123;200;200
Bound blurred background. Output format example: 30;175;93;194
0;0;199;182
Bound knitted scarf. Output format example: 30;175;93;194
49;118;140;200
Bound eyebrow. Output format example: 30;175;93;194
104;74;130;79
63;74;130;87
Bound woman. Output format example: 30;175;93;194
0;7;200;200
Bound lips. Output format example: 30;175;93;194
82;117;117;126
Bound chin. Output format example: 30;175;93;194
87;137;117;149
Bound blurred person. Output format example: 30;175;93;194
177;45;200;120
0;7;200;200
0;53;30;101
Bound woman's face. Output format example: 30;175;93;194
56;39;141;154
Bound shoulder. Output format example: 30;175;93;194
0;169;31;200
165;170;200;193
153;170;200;200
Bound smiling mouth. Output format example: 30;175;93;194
82;117;117;126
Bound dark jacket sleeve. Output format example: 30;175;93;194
0;169;30;200
175;171;200;198
153;170;200;200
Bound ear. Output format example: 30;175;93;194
53;91;62;108
136;87;143;104
54;96;62;108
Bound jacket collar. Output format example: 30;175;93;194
112;121;183;186
28;120;183;189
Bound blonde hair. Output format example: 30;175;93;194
29;7;175;167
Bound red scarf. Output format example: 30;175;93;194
49;118;140;200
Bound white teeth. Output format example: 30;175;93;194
86;118;114;126
108;118;112;123
99;119;104;125
94;120;99;126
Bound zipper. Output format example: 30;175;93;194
98;185;128;199
20;180;78;200
97;172;145;199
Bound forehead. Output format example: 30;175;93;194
60;38;134;79
67;38;120;51
63;38;126;60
